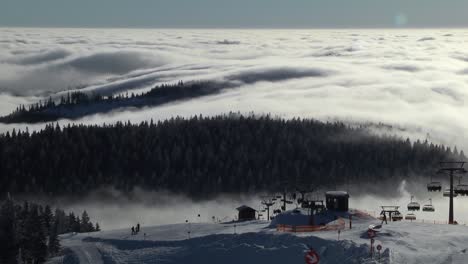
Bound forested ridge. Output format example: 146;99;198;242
0;115;464;198
0;81;223;123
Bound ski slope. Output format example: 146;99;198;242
48;215;468;264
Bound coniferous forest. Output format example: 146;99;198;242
0;114;463;198
0;198;99;264
0;81;225;123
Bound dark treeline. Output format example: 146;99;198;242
0;197;100;264
0;81;227;123
0;115;464;198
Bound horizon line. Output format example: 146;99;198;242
1;25;468;30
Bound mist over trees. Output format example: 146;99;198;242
0;198;99;264
0;114;463;198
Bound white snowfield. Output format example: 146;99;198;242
48;215;468;264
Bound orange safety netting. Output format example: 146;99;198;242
277;218;346;232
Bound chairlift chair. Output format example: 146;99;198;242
427;182;442;192
422;199;435;212
405;213;416;221
392;211;403;221
454;185;468;196
455;177;468;196
407;196;420;211
461;185;468;196
443;189;458;197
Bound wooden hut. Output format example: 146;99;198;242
236;205;256;221
325;191;350;212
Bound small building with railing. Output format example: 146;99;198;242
325;191;350;211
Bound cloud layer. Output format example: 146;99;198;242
1;28;468;150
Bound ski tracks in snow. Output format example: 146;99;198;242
60;234;104;264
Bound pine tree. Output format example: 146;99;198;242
23;205;47;264
18;201;30;263
0;198;18;264
54;209;67;235
73;216;81;233
42;205;53;234
67;212;76;233
95;222;101;232
80;211;92;232
48;220;60;256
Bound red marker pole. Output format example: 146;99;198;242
376;244;382;262
305;248;320;264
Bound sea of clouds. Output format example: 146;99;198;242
1;28;468;150
2;28;468;228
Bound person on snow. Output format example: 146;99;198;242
131;226;135;235
381;212;387;225
136;223;140;233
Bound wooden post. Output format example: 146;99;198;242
449;170;454;224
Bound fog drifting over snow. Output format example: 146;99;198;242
29;180;468;230
1;28;468;150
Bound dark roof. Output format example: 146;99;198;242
325;191;349;197
381;205;400;211
236;205;256;211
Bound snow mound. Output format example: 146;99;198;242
86;232;373;264
54;216;468;264
270;208;361;228
269;208;311;227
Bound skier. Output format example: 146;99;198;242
131;226;135;235
381;212;387;225
136;223;140;233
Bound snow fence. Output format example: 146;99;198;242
277;218;346;232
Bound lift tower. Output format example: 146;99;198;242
438;161;467;224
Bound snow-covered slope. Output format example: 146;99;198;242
50;216;468;264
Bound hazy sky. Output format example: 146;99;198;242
1;0;468;28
